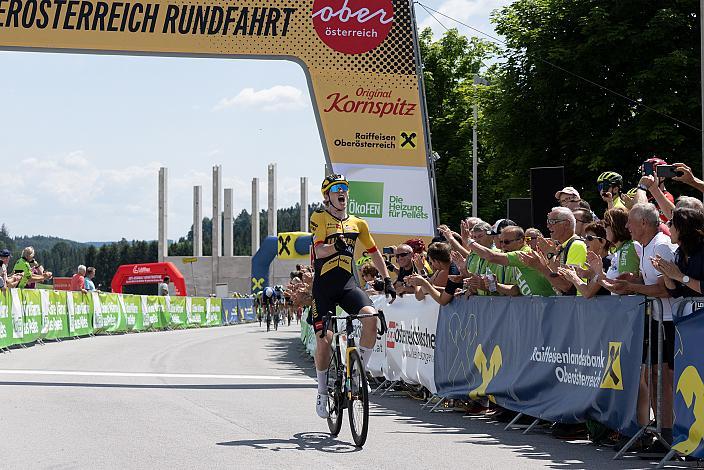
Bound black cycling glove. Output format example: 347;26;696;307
384;277;396;301
334;235;348;253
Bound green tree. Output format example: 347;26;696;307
479;0;701;220
418;28;498;227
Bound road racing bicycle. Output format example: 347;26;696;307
320;310;387;447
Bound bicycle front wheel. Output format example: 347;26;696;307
327;347;344;436
347;350;369;447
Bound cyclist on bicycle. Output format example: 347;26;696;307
262;286;275;331
310;174;396;418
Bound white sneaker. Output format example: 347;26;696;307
316;393;329;419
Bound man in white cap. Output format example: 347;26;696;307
554;187;582;211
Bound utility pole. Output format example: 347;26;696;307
472;75;490;217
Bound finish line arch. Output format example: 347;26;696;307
0;0;437;243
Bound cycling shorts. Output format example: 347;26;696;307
309;276;373;333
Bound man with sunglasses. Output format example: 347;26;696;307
309;174;396;419
392;244;417;295
460;225;555;296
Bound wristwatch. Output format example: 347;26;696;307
637;184;649;191
682;275;690;284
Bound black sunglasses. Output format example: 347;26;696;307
585;235;605;242
498;237;523;245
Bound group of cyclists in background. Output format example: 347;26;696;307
254;285;299;331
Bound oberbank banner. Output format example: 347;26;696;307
0;0;436;240
434;296;644;436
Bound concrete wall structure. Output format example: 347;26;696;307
158;167;168;262
267;163;277;236
251;178;260;255
193;185;202;256
211;165;222;293
300;177;308;231
223;188;233;257
165;255;300;296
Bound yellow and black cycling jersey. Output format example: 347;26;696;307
309;209;377;282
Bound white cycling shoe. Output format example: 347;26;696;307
316;393;329;419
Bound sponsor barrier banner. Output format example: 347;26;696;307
188;297;206;327
142;296;166;329
42;290;70;340
21;289;43;343
222;299;240;324
121;294;144;332
67;292;94;336
94;292;123;333
672;304;704;457
383;295;437;392
206;298;222;327
434;296;644;436
165;296;188;328
9;289;24;344
301;308;316;357
0;290;15;348
238;298;256;322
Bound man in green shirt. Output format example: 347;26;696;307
464;225;555;296
13;247;52;288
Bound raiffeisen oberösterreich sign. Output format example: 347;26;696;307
0;0;436;239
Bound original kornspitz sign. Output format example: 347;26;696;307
0;0;436;239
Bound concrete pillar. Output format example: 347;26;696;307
267;163;277;237
193;185;202;257
224;188;233;256
251;178;260;255
300;177;308;232
212;165;222;294
158;167;168;262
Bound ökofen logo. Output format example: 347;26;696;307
312;0;394;55
348;181;384;218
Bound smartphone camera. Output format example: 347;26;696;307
655;165;681;178
642;162;654;176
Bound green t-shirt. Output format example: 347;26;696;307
616;240;640;274
561;235;588;269
466;247;502;296
505;246;555;296
13;257;32;289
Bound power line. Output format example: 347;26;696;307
415;2;701;132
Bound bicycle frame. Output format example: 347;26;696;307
324;311;387;399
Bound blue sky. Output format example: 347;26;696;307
0;0;509;242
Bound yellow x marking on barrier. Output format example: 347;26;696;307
252;277;264;290
469;344;502;403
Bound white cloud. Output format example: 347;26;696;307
213;85;305;112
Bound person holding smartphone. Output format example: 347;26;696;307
635;157;675;224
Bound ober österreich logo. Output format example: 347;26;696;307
312;0;394;55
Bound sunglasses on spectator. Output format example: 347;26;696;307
329;183;348;193
498;237;523;245
559;198;578;205
585;235;605;242
396;252;412;258
546;218;566;226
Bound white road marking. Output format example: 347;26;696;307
0;369;314;381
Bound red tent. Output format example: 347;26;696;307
111;262;186;296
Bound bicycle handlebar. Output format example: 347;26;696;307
318;310;388;338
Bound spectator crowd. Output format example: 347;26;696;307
285;157;704;453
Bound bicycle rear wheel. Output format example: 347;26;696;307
347;350;369;447
326;347;344;436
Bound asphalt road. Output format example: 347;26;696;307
0;321;674;469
